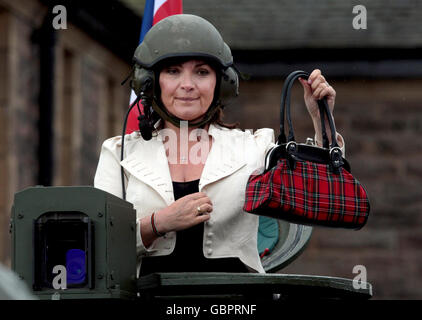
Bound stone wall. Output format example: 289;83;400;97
0;0;131;265
0;0;44;264
51;8;131;187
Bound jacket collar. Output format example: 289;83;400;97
120;124;246;205
200;124;247;190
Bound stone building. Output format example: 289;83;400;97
0;0;138;266
1;0;421;299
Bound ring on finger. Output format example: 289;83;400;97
197;206;202;214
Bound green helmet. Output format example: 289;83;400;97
131;14;239;128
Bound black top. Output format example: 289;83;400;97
139;179;248;276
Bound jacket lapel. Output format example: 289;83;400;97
119;124;247;202
199;125;246;190
120;136;174;205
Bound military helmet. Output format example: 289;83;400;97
131;14;239;128
134;14;233;69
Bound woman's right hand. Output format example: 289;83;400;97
154;192;213;233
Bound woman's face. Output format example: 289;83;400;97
159;59;216;122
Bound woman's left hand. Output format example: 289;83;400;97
298;69;336;120
298;69;339;146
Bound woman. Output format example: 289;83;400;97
94;14;345;275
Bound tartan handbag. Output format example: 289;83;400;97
243;71;370;229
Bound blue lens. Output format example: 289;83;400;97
66;249;86;284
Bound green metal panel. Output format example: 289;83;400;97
138;272;373;300
10;186;137;300
106;200;137;294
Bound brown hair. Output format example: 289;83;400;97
209;106;239;129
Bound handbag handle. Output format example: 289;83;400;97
278;71;339;150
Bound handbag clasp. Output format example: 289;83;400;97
286;141;298;170
329;147;344;173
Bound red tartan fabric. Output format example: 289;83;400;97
244;159;370;229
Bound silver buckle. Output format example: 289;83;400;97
329;146;342;157
286;141;297;152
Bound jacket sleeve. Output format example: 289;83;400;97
94;136;154;257
94;136;126;198
249;128;276;173
253;128;277;154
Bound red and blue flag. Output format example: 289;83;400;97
126;0;183;134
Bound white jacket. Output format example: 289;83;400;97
94;123;345;274
94;124;276;273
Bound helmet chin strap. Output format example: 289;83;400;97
151;100;221;128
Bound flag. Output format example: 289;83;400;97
126;0;183;134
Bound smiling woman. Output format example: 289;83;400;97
93;14;345;276
159;60;217;122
